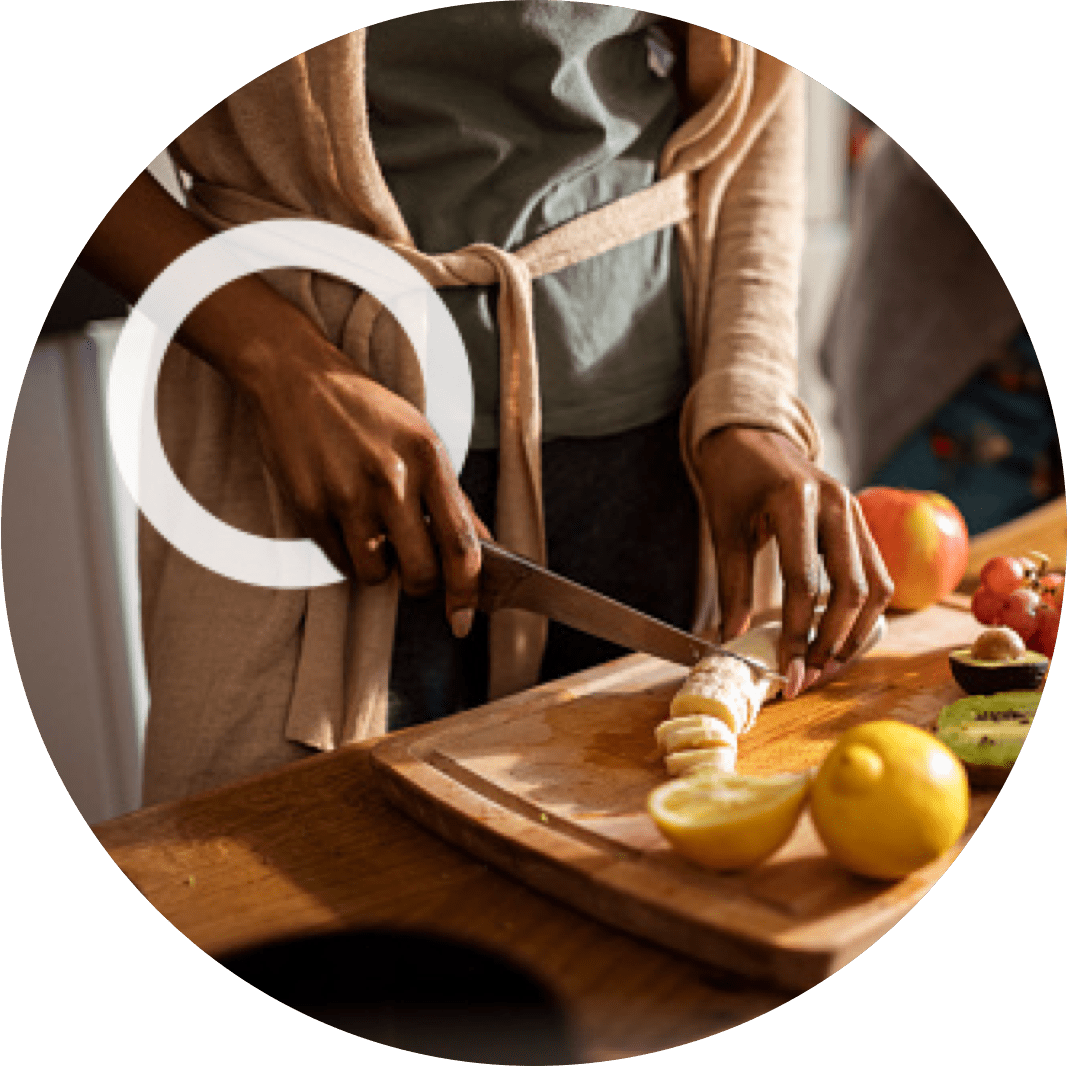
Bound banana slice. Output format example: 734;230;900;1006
669;658;751;733
655;714;737;755
654;615;886;803
669;621;782;736
665;746;738;776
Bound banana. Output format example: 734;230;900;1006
658;621;783;780
655;615;886;795
669;658;752;733
669;621;782;735
655;714;737;755
665;746;737;776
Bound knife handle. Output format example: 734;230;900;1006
476;539;539;613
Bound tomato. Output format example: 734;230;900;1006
979;556;1027;597
1028;606;1060;659
971;585;1006;626
1001;587;1042;641
1040;572;1065;610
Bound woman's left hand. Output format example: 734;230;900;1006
694;426;894;698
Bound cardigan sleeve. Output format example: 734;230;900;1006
683;65;822;465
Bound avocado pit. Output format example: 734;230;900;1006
948;626;1048;695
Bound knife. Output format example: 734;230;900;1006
476;539;788;681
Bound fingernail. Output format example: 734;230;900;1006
785;658;806;699
822;659;844;682
802;666;821;692
450;608;474;639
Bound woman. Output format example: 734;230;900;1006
82;4;892;804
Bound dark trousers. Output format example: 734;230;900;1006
388;412;700;730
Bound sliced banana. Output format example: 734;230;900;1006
659;622;783;780
665;746;738;776
669;621;782;735
655;615;886;796
655;714;737;755
669;659;751;733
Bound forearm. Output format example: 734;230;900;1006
686;65;819;463
78;170;337;399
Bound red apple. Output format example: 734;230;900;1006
857;488;970;612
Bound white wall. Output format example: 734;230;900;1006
3;333;142;823
2;151;180;823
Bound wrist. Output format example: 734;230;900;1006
698;424;802;463
179;274;343;405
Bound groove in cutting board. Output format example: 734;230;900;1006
371;602;997;991
423;749;647;862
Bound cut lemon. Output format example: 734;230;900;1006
647;771;810;871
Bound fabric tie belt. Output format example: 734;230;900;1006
193;169;697;699
382;171;694;697
182;36;765;708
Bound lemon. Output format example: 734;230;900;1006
810;721;969;881
647;770;810;871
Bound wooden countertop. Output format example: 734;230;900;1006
93;497;1066;1061
95;740;793;1060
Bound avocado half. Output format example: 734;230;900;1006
948;647;1048;695
936;691;1040;789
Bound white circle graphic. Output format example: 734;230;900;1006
106;219;473;589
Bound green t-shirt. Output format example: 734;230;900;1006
366;1;689;450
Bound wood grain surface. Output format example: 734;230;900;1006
93;496;1065;1060
369;602;997;991
96;744;791;1061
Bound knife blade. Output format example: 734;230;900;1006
476;539;787;681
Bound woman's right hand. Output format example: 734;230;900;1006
246;332;485;635
80;171;485;637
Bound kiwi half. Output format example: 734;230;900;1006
948;647;1048;695
936;692;1040;789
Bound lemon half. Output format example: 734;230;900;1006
648;771;810;871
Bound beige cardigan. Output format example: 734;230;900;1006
141;27;820;805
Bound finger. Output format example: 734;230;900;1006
288;494;357;581
338;514;393;587
770;479;821;696
466;497;494;543
267;459;357;581
361;439;441;598
713;523;755;642
807;482;867;673
830;496;895;668
383;488;441;599
422;461;483;638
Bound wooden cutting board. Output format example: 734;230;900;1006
370;602;1000;991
